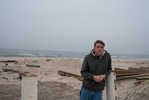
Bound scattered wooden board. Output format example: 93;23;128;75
58;70;83;81
26;64;40;67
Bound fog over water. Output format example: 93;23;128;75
0;0;149;56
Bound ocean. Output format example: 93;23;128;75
0;48;149;58
0;48;87;58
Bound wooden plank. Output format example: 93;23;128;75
114;68;127;71
135;80;144;83
128;67;149;70
116;73;139;77
135;76;149;80
140;66;149;69
114;67;149;80
134;80;145;84
58;70;83;81
0;60;18;63
112;70;149;74
2;68;18;73
19;72;30;79
58;69;149;81
116;73;149;80
26;64;40;68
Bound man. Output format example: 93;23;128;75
80;40;112;100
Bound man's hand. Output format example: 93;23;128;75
99;74;106;80
93;74;105;82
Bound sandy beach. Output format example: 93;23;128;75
0;57;149;100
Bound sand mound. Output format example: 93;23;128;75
124;80;149;100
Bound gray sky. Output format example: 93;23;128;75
0;0;149;55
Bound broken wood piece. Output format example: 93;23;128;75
46;59;53;62
58;70;83;81
114;68;127;71
135;80;144;83
2;77;8;80
134;80;145;85
2;68;19;73
0;60;18;63
19;72;29;79
135;76;149;80
26;64;40;67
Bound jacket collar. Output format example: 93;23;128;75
91;49;106;59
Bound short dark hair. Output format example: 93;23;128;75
94;40;105;47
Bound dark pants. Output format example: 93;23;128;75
80;88;102;100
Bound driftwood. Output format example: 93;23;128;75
18;72;30;79
0;60;18;63
2;77;8;80
58;70;83;81
26;64;40;68
2;68;30;79
134;80;145;85
2;68;19;73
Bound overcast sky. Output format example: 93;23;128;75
0;0;149;55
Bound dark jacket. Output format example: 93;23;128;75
81;50;112;92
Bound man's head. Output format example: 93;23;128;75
94;40;105;56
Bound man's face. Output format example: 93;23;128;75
94;43;104;56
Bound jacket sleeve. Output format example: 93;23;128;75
81;56;94;80
105;54;112;78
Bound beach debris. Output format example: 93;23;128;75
0;60;18;63
134;80;144;85
33;60;38;62
5;63;8;66
2;77;8;80
113;67;149;85
46;59;53;62
113;68;149;76
135;76;149;80
128;66;149;70
116;73;149;80
26;64;40;67
58;70;83;81
58;66;149;83
136;62;147;64
18;72;30;79
2;68;19;73
2;67;30;80
114;68;127;71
